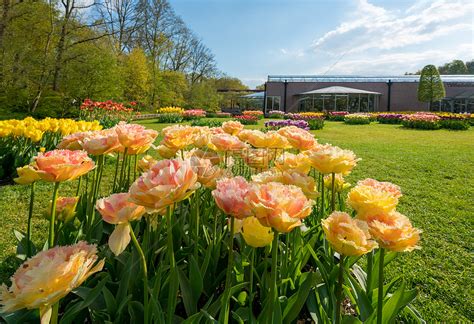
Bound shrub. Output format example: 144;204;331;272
307;118;325;130
327;111;349;121
402;113;441;130
344;113;373;125
440;119;470;130
242;110;264;119
377;113;404;124
190;119;223;127
183;109;206;120
234;115;259;125
267;110;285;118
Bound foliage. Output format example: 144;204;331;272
122;48;150;103
187;80;221;112
190;119;224;127
417;65;446;109
156;114;183;124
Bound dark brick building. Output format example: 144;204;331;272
263;75;474;113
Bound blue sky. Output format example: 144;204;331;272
170;0;474;87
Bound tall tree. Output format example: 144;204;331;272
417;65;446;111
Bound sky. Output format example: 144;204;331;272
169;0;474;88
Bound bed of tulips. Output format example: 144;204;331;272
0;119;424;324
80;99;136;128
0;117;102;182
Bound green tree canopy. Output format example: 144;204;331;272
417;65;446;110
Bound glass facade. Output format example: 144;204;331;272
297;94;378;112
266;96;281;111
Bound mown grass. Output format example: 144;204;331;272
0;119;472;322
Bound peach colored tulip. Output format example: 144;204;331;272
34;149;95;182
82;129;120;156
323;174;351;192
137;155;157;173
183;148;221;165
277;126;316;151
45;196;79;223
161;125;199;150
347;184;399;218
305;144;359;175
357;178;402;199
364;211;421;252
190;156;228;189
210;133;248;152
129;159;200;212
156;144;178;159
322;211;378;256
237;130;270;148
247;182;314;232
212;176;253;219
0;241;104;322
252;169;319;199
114;122;158;154
57;131;92;150
242;148;275;169
96;193;146;255
265;131;291;149
241;216;274;247
274;152;311;174
14;165;41;185
222;120;244;135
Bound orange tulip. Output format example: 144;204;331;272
274;152;311;174
210;133;248;152
305;144;359;175
222;120;244;136
277;126;316;151
82;129;120;156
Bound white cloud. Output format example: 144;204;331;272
311;0;473;55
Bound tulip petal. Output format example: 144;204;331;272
40;306;52;324
109;224;131;256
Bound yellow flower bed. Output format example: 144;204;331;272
157;106;185;115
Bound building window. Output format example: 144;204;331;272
266;96;281;111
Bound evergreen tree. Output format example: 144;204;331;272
417;65;446;111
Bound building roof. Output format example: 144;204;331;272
241;91;265;99
267;75;474;83
297;86;381;95
445;90;474;99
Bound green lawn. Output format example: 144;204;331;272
0;119;472;322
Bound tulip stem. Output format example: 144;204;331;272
48;182;60;248
366;251;374;297
27;182;35;257
269;230;279;323
75;176;82;197
112;152;120;192
221;215;235;324
248;247;255;324
129;223;149;324
320;176;325;219
377;248;385;324
50;302;59;324
166;206;177;324
331;172;336;212
335;255;345;324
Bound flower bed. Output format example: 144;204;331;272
190;119;223;127
344;113;373;125
242;110;264;119
267;110;285;118
326;111;349;121
80;99;135;128
377;113;404;124
402;112;441;130
264;119;309;130
0;119;424;324
183;109;206;120
156;106;185;123
234;114;259;125
287;112;325;130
